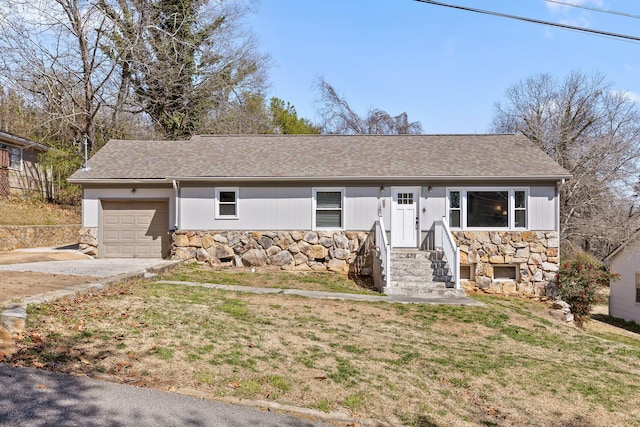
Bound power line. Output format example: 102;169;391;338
545;0;640;20
414;0;640;43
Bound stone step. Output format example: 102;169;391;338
391;259;447;270
390;280;448;288
384;249;463;297
390;250;443;260
385;284;466;297
392;270;437;279
392;276;453;285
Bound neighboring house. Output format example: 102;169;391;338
605;232;640;324
68;134;571;297
0;130;51;198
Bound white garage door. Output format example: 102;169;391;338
101;201;169;258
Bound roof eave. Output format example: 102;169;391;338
0;131;50;151
67;177;170;185
167;175;572;183
69;174;572;184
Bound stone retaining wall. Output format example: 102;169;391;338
453;230;559;298
0;224;81;251
172;230;374;275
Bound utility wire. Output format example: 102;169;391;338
414;0;640;43
545;0;640;20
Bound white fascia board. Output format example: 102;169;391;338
67;178;171;185
167;175;572;183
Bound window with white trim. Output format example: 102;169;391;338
215;188;238;219
0;144;22;170
446;187;529;230
313;188;344;229
448;191;461;228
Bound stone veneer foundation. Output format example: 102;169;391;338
77;228;559;298
171;230;374;275
452;230;559;298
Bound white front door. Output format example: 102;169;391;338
391;187;419;247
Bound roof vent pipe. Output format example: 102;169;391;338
82;134;90;170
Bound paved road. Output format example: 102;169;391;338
0;364;329;427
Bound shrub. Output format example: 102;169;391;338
557;253;618;327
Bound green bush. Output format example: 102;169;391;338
557;253;618;326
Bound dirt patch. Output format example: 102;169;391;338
0;271;95;305
0;251;94;305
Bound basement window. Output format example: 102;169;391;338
493;265;518;281
460;265;472;281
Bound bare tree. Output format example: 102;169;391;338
316;78;422;135
492;71;640;257
0;0;116;152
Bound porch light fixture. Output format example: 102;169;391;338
379;186;384;193
427;186;432;192
131;188;137;193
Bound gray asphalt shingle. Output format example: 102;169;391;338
68;134;571;182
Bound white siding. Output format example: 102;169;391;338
423;186;446;231
529;185;557;231
345;187;384;231
83;187;175;228
179;186;311;230
609;239;640;324
82;184;559;235
180;186;215;230
178;185;384;231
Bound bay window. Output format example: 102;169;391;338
447;188;529;229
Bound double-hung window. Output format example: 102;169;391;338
313;188;344;229
447;187;529;230
0;144;21;170
215;187;239;219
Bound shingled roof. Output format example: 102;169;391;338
68;134;571;183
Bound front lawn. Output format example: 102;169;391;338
9;273;640;426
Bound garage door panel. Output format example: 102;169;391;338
101;201;169;258
104;216;120;225
121;215;136;225
121;230;136;240
103;230;120;240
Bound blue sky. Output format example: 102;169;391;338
248;0;640;133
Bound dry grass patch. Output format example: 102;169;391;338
164;263;379;294
0;197;80;225
8;278;640;427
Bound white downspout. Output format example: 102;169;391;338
172;179;180;230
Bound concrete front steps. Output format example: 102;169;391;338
384;249;466;297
